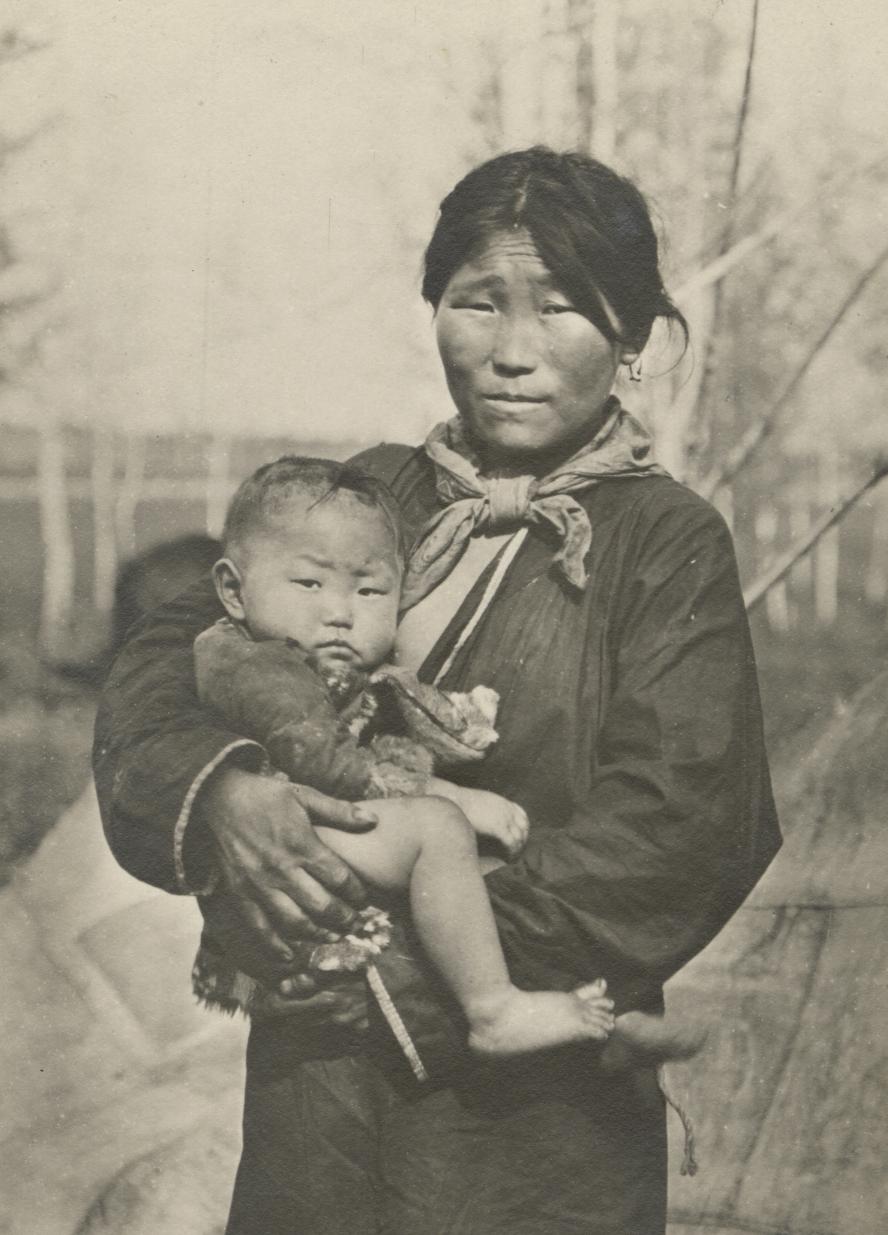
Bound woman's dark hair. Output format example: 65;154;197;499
422;146;687;354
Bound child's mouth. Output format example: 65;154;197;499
315;640;360;662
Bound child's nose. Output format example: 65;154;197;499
323;594;354;627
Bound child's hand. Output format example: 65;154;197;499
429;779;529;857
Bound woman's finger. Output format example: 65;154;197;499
278;973;318;998
255;987;341;1020
256;884;344;947
201;889;304;982
256;981;368;1026
278;863;365;934
292;836;369;922
290;783;378;832
233;895;301;962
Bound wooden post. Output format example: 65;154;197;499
814;454;839;628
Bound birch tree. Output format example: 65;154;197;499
457;0;888;630
0;27;67;649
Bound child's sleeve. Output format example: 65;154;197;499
194;622;378;801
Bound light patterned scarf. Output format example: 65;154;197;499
400;397;666;611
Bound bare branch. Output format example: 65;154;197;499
699;242;888;499
673;151;888;304
744;462;888;611
673;214;786;303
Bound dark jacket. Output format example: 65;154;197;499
94;444;781;1074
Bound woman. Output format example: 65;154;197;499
94;147;780;1234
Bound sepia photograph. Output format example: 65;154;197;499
1;2;886;1232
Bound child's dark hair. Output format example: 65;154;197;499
223;456;405;562
423;146;687;355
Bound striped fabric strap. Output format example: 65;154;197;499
366;964;429;1083
433;528;527;685
367;530;526;1084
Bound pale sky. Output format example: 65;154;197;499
3;0;886;441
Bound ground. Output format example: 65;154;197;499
0;779;247;1235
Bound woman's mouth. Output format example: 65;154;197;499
482;394;549;412
484;393;548;402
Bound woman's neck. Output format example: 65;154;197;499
475;435;598;480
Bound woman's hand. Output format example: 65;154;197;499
199;885;369;1028
254;973;370;1029
428;778;528;857
197;766;376;953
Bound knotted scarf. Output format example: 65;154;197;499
400;397;666;610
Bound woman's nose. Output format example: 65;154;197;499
491;314;540;375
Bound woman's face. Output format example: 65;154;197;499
434;230;625;469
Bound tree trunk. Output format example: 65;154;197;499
91;427;117;615
789;489;814;590
864;493;888;606
755;502;790;632
205;433;231;539
114;433;146;560
37;418;74;652
589;0;617;162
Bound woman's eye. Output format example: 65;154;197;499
542;302;576;315
291;578;320;590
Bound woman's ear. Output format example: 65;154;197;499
212;558;247;623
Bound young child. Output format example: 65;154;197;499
194;455;695;1065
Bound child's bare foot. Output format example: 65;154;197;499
598;1009;707;1073
467;982;615;1058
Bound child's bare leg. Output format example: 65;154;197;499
318;797;615;1056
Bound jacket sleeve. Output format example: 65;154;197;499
371;498;781;1070
194;622;377;799
93;576;266;895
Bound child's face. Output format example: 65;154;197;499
236;495;402;673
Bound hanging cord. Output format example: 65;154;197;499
657;1065;699;1176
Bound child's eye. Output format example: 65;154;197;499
358;586;387;597
291;578;321;590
